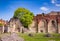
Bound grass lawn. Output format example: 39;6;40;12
18;33;60;41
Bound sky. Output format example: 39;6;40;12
0;0;60;20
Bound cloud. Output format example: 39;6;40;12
51;0;60;7
40;7;48;11
55;4;60;6
51;0;56;4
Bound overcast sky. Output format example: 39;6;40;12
0;0;60;20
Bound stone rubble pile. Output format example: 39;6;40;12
1;33;24;41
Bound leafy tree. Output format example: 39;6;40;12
14;8;34;28
0;23;3;26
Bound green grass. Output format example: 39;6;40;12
18;33;60;41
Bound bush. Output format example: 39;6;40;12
28;33;33;37
44;33;52;37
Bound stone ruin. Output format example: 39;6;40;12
0;11;60;34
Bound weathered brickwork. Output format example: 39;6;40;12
31;11;60;33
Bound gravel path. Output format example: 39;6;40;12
1;33;24;41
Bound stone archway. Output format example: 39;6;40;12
48;20;57;33
15;25;20;33
17;27;20;32
38;19;47;33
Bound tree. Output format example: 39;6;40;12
0;23;3;27
14;8;34;28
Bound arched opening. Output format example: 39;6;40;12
52;21;55;26
38;19;46;33
17;27;20;32
40;30;43;33
15;27;20;32
48;20;57;33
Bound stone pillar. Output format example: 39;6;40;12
13;24;15;33
7;26;10;33
58;24;60;33
2;25;4;33
20;26;23;33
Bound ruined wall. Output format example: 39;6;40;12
29;20;37;33
8;12;60;33
9;18;23;33
35;12;60;33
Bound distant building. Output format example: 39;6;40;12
0;19;8;33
